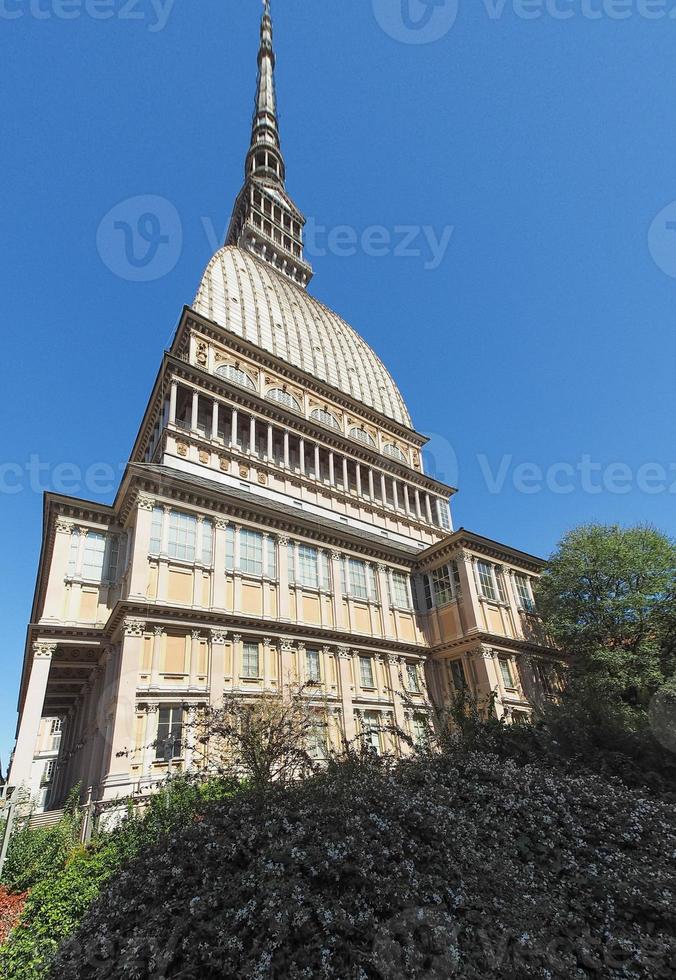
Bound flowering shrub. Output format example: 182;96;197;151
0;776;237;980
0;889;27;945
49;751;676;978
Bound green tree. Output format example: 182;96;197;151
536;523;676;732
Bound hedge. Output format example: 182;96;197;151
49;750;676;978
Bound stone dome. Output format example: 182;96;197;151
192;246;412;427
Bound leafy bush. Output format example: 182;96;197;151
50;751;676;979
0;776;238;980
1;789;82;894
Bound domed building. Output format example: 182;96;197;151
7;3;563;811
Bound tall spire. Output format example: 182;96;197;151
226;1;314;288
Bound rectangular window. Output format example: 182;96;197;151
267;536;277;579
225;525;235;571
298;545;319;588
436;499;452;530
406;663;420;692
82;532;106;581
423;575;433;610
308;722;328;760
450;660;466;692
201;519;213;566
319;550;330;591
514;574;535;612
359;656;375;688
535;660;554;696
242;642;260;679
431;565;454;606
366;564;378;601
390;571;411;609
168;511;197;562
349;559;369;600
149;507;163;556
499;658;515;689
42;760;55;784
362;711;381;753
477;561;497;601
412;715;428;746
50;718;62;735
156;706;183;760
306;648;321;682
240;530;263;575
104;534;121;583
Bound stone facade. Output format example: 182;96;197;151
7;4;565;810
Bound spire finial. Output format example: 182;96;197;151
225;2;314;288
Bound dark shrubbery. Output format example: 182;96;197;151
50;750;676;979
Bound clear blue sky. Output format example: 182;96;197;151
1;0;675;767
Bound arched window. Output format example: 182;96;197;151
311;408;341;430
215;363;256;391
383;443;407;464
267;388;301;411
349;426;376;447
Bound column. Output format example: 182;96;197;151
193;517;205;605
209;630;228;708
233;525;242;610
314;444;320;479
262;637;272;690
150;627;163;688
329;452;335;485
368;469;375;500
380;473;387;505
377;563;392;636
168;381;178;425
280;639;294;692
342;457;349;490
267;423;274;460
7;642;56;790
337;647;357;746
283;430;290;468
231;634;243;688
213;520;227;610
278;535;290;620
191;391;199;431
331;551;345;629
212;400;219;440
414;488;422;520
356;463;363;497
425;494;434;524
385;655;407;742
128;495;155;600
299;438;305;474
43;520;73;622
455;550;481;633
230;407;238;448
189;631;202;689
392;480;400;511
103;621;145;793
249;416;257;455
403;484;412;516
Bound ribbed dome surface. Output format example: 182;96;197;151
192;246;412;426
